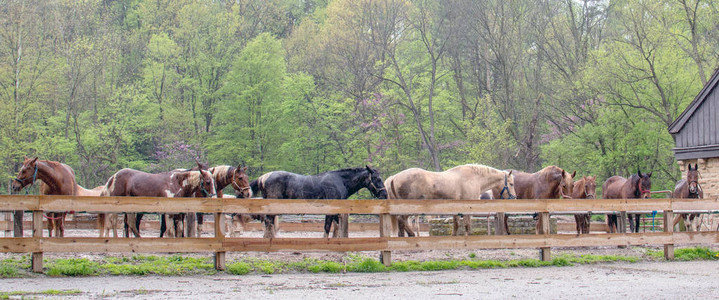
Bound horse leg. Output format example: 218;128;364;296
127;213;142;238
46;214;53;238
109;213;118;238
396;216;406;237
463;215;471;236
583;214;591;234
607;214;615;233
452;215;461;236
323;215;333;238
196;213;204;237
58;212;66;237
263;215;276;238
98;213;106;238
331;216;339;238
574;215;582;235
397;215;415;237
503;214;510;235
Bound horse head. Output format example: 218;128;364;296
637;168;652;198
232;164;252;198
583;176;597;199
12;156;39;192
687;164;700;194
197;164;217;198
365;165;387;199
558;170;576;199
499;170;516;199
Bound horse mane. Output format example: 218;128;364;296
459;164;505;176
182;170;204;187
209;165;232;182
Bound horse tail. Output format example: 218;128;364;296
101;175;116;197
387;176;398;200
250;179;260;197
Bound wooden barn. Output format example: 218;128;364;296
668;69;719;200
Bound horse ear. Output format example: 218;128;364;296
31;157;38;165
23;155;28;160
196;160;205;171
637;168;642;177
582;176;586;181
648;172;652;178
508;170;513;176
571;170;576;178
241;166;248;173
365;165;374;173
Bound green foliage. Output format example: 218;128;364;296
46;259;99;277
227;262;252;275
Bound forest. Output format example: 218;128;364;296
1;0;717;193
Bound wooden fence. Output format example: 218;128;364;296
1;195;719;273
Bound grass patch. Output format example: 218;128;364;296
46;258;99;276
674;247;719;260
100;255;214;276
227;262;252;275
647;246;719;260
0;256;30;278
0;289;82;298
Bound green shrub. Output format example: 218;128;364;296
227;262;252;275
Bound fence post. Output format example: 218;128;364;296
338;213;349;238
495;212;507;235
31;210;43;273
214;212;226;271
379;213;392;266
538;211;551;261
13;211;23;237
663;210;674;260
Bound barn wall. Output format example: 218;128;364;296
678;158;719;200
675;88;719;149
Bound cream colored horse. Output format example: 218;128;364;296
385;164;516;237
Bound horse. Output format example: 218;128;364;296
385;164;516;237
571;176;597;234
507;166;574;234
11;156;104;237
602;169;652;233
250;166;387;238
672;164;703;231
102;162;217;238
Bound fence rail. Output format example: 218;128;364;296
1;195;718;273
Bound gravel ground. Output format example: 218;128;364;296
1;260;718;299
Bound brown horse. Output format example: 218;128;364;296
571;176;597;234
102;162;217;237
11;156;103;237
385;164;516;237
602;169;652;233
672;164;703;231
509;166;575;234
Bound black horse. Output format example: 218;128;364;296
250;166;387;238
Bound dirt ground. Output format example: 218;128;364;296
2;215;719;298
1;260;718;299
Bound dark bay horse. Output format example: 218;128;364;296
571;176;597;234
672;164;703;231
250;166;387;238
602;169;652;233
11;157;103;237
385;164;516;237
509;166;574;234
102;163;217;237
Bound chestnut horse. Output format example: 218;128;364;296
672;164;703;231
185;164;251;237
509;166;574;234
602;169;652;233
250;166;387;238
385;164;516;237
571;176;597;234
102;163;217;237
11;157;103;237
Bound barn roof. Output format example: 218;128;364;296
668;67;719;134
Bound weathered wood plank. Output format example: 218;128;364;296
0;195;718;216
222;237;387;252
2;232;717;254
